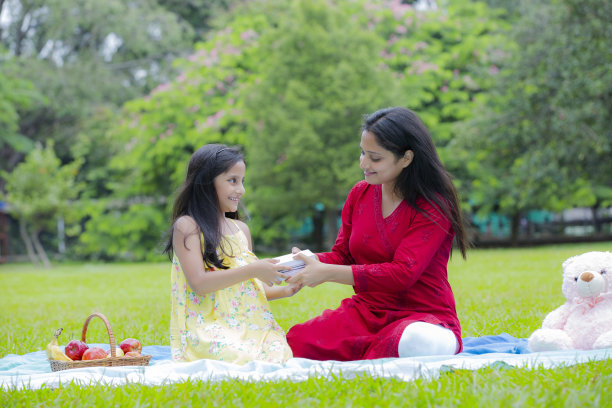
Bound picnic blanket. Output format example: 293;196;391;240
1;334;610;390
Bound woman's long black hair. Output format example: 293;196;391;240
362;107;469;258
163;144;244;269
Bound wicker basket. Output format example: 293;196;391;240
49;312;152;372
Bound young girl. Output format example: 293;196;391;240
164;144;299;364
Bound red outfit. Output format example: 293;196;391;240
287;181;462;360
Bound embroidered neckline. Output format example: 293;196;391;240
373;185;401;258
375;184;407;223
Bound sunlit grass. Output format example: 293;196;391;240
1;241;611;406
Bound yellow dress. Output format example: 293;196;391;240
170;226;292;364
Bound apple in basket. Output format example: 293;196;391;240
65;340;89;361
82;347;108;360
119;338;142;355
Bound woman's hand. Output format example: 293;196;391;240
252;259;291;287
286;252;329;288
292;246;319;260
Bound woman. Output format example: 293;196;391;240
286;107;469;360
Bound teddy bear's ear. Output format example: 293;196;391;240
562;255;577;271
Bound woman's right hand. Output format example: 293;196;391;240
252;259;291;286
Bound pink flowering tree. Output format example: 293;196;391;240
76;9;272;260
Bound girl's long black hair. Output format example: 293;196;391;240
362;107;469;258
163;144;244;269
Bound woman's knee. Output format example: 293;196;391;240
397;322;458;357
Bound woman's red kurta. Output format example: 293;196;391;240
286;181;462;360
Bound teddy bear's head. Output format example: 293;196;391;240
561;251;612;302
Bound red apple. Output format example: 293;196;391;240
65;340;89;361
82;347;108;360
119;338;142;354
124;350;141;357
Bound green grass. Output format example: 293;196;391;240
1;242;611;406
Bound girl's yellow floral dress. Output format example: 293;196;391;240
170;226;292;364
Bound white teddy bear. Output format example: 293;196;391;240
528;251;612;352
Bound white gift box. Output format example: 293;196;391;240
274;250;316;276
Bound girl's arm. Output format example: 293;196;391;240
235;219;302;300
173;216;288;295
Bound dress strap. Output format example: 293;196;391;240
226;218;249;249
227;218;242;234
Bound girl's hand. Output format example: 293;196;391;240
253;259;291;286
280;281;303;298
286;253;328;288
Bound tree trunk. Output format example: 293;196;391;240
510;212;521;246
30;228;51;268
19;218;39;264
324;207;339;250
311;207;324;252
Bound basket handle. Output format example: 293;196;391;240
80;312;117;358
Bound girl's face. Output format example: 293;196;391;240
214;160;246;214
360;131;412;187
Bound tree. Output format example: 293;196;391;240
157;0;235;39
0;49;44;181
1;142;82;267
0;0;195;173
369;0;513;181
454;0;612;242
74;6;273;260
74;0;517;258
243;0;398;249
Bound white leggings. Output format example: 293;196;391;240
397;322;459;357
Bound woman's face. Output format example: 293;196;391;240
214;160;246;214
360;131;412;187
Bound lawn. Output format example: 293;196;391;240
1;242;611;406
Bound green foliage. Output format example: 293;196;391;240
1;142;82;229
73;0;523;257
76;201;168;261
370;0;513;173
157;0;234;37
5;0;602;259
1;142;83;265
0;0;196;185
243;0;397;245
75;7;273;260
0;51;44;165
455;0;612;222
